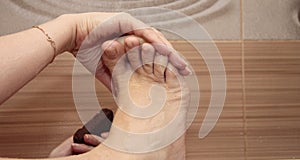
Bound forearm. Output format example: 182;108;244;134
0;15;75;104
0;155;82;160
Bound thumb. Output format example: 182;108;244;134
84;134;105;146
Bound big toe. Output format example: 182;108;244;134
101;40;125;72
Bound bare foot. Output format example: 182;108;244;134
87;36;190;160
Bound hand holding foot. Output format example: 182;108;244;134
49;133;108;158
71;13;190;91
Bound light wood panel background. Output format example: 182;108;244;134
0;41;300;159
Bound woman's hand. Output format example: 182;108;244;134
72;134;106;154
49;133;108;158
57;12;190;90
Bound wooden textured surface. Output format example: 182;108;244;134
0;41;300;159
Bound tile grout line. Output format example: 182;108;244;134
240;0;243;41
240;0;248;160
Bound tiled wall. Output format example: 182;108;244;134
244;0;300;40
0;0;299;40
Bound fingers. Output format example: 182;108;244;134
84;134;105;146
113;13;189;75
79;12;189;75
133;28;189;75
72;133;109;154
141;43;155;74
48;137;73;158
178;66;192;75
101;40;125;72
101;132;110;138
100;37;189;84
116;35;190;79
71;143;94;154
168;50;186;69
124;36;140;52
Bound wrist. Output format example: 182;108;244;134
61;12;119;57
56;14;78;55
39;14;77;56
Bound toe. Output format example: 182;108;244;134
165;63;180;88
127;46;143;72
141;43;155;74
125;36;144;73
151;43;190;76
101;40;124;72
154;52;168;81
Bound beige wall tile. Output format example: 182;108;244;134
244;0;300;40
244;41;300;159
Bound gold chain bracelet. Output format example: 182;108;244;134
32;25;56;63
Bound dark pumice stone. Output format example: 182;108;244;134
73;108;114;144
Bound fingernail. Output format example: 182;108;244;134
101;132;109;138
169;55;185;70
179;67;192;76
186;67;192;75
71;143;79;147
178;61;187;70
